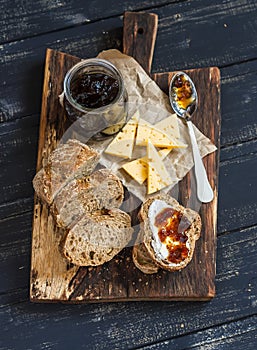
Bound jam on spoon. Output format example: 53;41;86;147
172;73;195;111
169;72;214;203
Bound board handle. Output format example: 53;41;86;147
123;11;158;75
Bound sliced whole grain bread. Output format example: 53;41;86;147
132;243;159;274
62;209;133;266
33;139;100;205
133;193;201;273
52;169;124;228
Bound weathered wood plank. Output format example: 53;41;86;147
218;152;257;233
0;1;256;348
0;226;256;348
153;0;257;71
0;0;171;43
123;11;158;74
0;197;34;221
1;58;256;154
220;60;257;146
29;44;220;302
0;288;28;308
139;316;257;349
0;114;39;206
0;121;256;232
0;17;123;123
1;0;257;73
220;139;257;163
1;1;257;131
0;212;32;294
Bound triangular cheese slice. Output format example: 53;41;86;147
155;114;180;141
136;118;186;148
147;140;173;194
122;158;148;185
104;111;139;159
122;148;171;185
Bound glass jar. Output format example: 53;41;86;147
63;59;128;139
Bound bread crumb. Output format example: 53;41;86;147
145;281;149;286
138;278;142;282
135;289;139;293
180;323;184;328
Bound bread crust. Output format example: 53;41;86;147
52;169;124;228
133;194;201;273
33;139;100;205
132;244;159;274
62;209;133;266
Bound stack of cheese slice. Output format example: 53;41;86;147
104;112;186;194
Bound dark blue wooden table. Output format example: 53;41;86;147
0;1;257;349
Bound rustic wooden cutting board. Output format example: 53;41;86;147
30;12;220;302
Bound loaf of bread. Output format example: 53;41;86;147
52;169;124;228
133;194;201;273
33;139;100;206
62;209;133;266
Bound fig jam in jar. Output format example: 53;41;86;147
63;59;128;139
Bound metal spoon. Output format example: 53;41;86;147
169;72;214;203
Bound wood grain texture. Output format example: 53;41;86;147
2;226;257;348
2;145;256;298
30;24;220;302
123;11;158;74
1;60;256;224
0;0;171;43
152;69;221;277
140;316;257;349
1;1;257;127
0;0;257;349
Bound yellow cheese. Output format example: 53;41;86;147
136;118;186;148
155;114;187;148
104;111;139;159
122;158;148;185
155;114;180;141
122;148;171;185
147;140;173;194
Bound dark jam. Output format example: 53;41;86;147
70;73;119;109
173;74;194;110
154;208;189;264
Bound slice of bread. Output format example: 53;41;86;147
133;193;201;273
52;169;124;228
33;139;100;205
132;244;159;274
62;209;133;266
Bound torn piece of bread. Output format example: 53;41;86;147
62;209;133;266
52;169;124;228
33;139;100;205
133;193;201;273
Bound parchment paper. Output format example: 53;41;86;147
63;49;217;202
